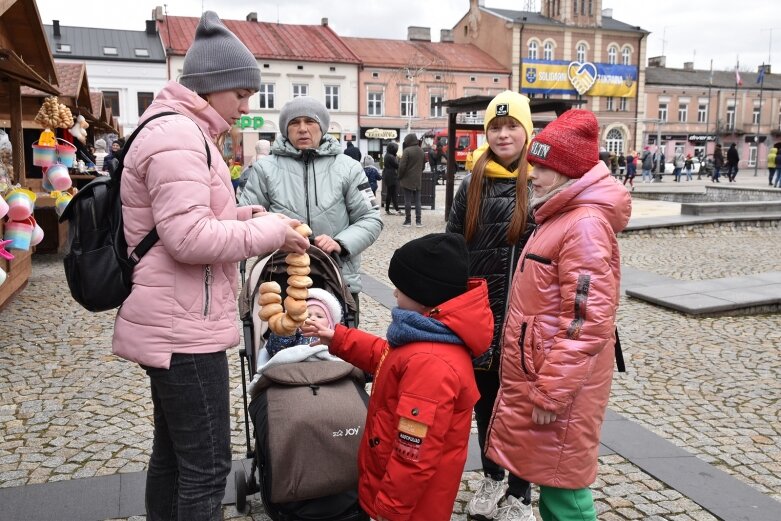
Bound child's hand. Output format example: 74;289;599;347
532;405;557;425
301;319;334;346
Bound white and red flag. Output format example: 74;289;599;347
735;66;743;86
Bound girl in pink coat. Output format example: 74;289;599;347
112;12;309;521
486;110;631;521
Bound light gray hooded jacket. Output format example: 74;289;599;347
239;134;382;293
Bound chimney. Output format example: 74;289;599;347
440;29;454;42
601;8;613;18
321;17;328;26
152;6;164;21
683;62;694;71
246;12;257;22
145;20;157;35
407;26;431;42
648;56;666;68
53;20;61;38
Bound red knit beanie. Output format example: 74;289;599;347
527;109;600;179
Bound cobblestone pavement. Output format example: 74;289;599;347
1;178;779;520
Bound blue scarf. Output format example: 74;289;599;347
386;308;463;348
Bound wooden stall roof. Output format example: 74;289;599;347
0;0;58;86
21;61;91;107
0;48;58;95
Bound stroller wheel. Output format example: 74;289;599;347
235;468;248;514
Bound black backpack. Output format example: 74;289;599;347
59;111;211;312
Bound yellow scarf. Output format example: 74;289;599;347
466;143;525;179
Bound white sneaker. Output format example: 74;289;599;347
467;476;507;520
494;494;534;521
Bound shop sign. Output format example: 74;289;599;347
522;59;637;97
364;128;398;139
235;115;266;130
688;134;717;142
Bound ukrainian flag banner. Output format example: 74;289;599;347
522;59;638;97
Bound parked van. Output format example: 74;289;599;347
434;129;485;170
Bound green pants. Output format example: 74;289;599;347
538;485;596;521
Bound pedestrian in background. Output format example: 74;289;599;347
344;140;361;162
447;90;536;521
112;12;310;521
617;151;626;180
712;144;724;183
641;146;653;183
672;151;684;182
623;150;636;190
382;142;401;215
727;143;740;182
683;154;694;181
773;145;781;187
398;133;425;227
767;145;776;186
302;233;493;521
487;109;631;521
362;155;382;196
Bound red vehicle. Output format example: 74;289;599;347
434;129;484;170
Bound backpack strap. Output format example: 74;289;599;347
121;111;213;266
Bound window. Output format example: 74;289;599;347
371;72;379;79
678;103;688;122
727;105;735;129
470;76;476;82
580;0;585;15
137;92;154;117
292;84;308;98
430;95;443;117
367;92;383;116
606;128;624;153
258;83;274;109
102;90;120;117
608;46;617;65
605;97;614;110
543;41;553;60
400;93;416;117
752;105;761;125
619;97;628;111
576;44;586;62
658;103;668;122
134;48;150;57
103;46;118;55
435;75;442;80
325;85;340;110
622;47;631;65
697;104;708;123
528;40;538;60
56;43;71;53
748;144;757;167
493;77;500;83
589;0;593;15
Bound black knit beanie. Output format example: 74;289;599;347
388;233;469;307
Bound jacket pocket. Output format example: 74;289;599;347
516;315;544;380
366;408;393;475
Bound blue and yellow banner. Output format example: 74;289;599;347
521;59;638;97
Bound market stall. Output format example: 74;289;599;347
0;0;60;310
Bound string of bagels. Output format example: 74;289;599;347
258;223;314;335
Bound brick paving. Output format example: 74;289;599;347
1;177;779;519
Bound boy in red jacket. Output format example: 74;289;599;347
303;233;493;521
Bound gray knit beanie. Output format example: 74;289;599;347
279;96;330;139
179;11;261;95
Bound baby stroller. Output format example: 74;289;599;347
235;245;369;521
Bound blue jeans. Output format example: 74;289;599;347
143;352;231;521
402;187;421;224
641;169;652;182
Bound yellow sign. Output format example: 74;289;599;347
522;60;637;98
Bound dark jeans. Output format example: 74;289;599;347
143;352;231;521
385;184;400;213
728;165;738;181
474;370;532;503
402;187;421;224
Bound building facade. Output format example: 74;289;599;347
453;0;648;153
344;27;510;158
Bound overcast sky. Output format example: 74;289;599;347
35;0;776;72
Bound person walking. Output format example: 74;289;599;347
672;151;684;182
398;133;425;227
486;109;631;521
383;142;401;215
617;151;626;180
344;141;362;162
447;90;536;521
641;147;653;183
623;150;636;190
727;143;740;182
712;144;724;183
767;145;777;186
112;12;310;521
683;154;694;181
361;155;382;196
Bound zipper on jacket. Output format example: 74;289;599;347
203;265;213;317
497;243;518;356
521;252;552;272
518;322;528;374
302;155;312;226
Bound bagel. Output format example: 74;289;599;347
284;296;307;316
285;253;310;267
286;286;309;300
260;292;282;306
259;303;283;321
268;312;286;335
286;264;311;276
295;223;313;237
281;312;299;331
288;275;313;289
288;308;309;323
259;281;282;294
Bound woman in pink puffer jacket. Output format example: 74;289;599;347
112;12;309;521
486;110;631;521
